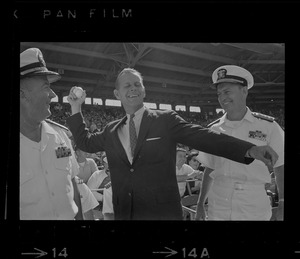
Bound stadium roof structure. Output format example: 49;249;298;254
20;42;285;108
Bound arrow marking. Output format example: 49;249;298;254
21;248;48;258
153;246;178;258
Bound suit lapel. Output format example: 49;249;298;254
111;115;131;166
133;108;153;162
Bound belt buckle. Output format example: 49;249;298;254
234;182;244;190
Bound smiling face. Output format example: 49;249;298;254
114;69;146;114
217;82;248;114
20;75;57;123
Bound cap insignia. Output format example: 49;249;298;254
217;69;227;80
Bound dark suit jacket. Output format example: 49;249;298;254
67;108;255;220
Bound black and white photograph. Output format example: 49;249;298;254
19;42;285;221
5;1;299;258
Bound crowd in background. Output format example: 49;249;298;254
48;102;285;131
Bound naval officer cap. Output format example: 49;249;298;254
211;65;254;89
20;48;61;83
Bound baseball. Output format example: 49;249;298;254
73;87;84;98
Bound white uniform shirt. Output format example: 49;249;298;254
20;121;79;220
117;106;145;164
204;108;284;183
176;164;194;197
202;108;284;220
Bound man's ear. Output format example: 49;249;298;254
141;86;146;99
113;89;120;100
243;86;248;98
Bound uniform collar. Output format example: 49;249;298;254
40;120;60;152
243;107;254;123
217;113;227;125
42;120;58;135
223;106;254;124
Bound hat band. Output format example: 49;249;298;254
20;66;49;76
218;75;247;86
20;61;45;73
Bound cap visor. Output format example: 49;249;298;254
22;71;61;83
210;78;245;89
47;74;61;83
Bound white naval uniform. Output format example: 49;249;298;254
20;120;79;220
203;108;284;220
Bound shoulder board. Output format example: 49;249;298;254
207;118;221;128
252;112;275;123
45;119;69;131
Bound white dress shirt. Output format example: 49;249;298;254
117;106;146;164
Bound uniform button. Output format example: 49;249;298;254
128;193;132;197
51;192;55;196
130;168;134;172
45;171;48;174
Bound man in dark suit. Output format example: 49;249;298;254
67;68;278;220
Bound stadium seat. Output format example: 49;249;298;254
181;194;199;220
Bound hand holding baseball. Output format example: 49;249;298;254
67;86;87;114
73;86;84;98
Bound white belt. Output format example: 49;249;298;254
233;182;250;190
213;180;265;191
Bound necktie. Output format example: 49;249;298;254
129;114;138;157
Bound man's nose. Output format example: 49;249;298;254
49;88;57;99
129;86;137;92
